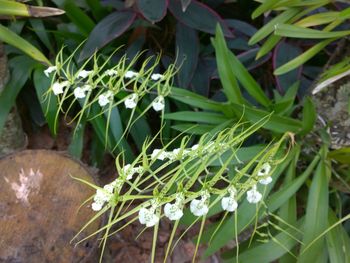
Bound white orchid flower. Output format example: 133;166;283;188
77;70;92;79
246;185;262;204
152;95;165;111
124;93;138;109
74;85;91;99
151;73;164;81
190;191;210;217
98;91;113;107
52;81;69;95
258;163;271;176
151;149;167;161
44;66;57;77
124;70;139;79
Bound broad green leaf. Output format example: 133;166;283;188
298;146;329;263
300;97;316;135
68;121;86;159
225;219;303;263
170;87;232;114
0;24;50;65
326;210;350;263
273;81;299;115
171;124;215;135
63;1;95;37
33;68;58;135
164;111;228;124
231;103;303;133
274;23;350;39
0;56;37;136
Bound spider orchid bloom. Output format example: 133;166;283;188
190;191;210;217
52;81;69;95
124;70;139;79
106;69;118;76
77;70;92;79
139;199;160;227
151;149;167;161
91;179;124;211
124;93;138;109
152;96;165;112
259;176;273;185
44;66;57;77
246;185;262;204
121;164;143;180
98;91;114;107
151;73;164;81
257;163;272;185
221;186;238;212
73;85;91;99
164;194;185;221
258;163;271;176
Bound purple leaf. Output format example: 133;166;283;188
273;41;302;94
175;22;199;89
137;0;168;23
168;0;233;37
79;11;136;61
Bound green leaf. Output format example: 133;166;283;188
298;146;329;263
214;25;271;107
274;23;350;39
68;121;86;159
300;97;316;135
171;124;215;135
295;12;339;27
63;0;95;37
0;24;50;65
231;103;303;133
252;0;280;19
326;210;350;263
327;147;350;164
0;0;64;17
170;87;231;114
225;219;303;263
33;68;58;135
0;56;37;137
212;25;244;104
273;81;299;115
164;111;229;124
249;8;300;45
